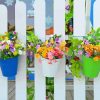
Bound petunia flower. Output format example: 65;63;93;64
85;52;91;57
65;5;70;11
78;50;83;55
48;52;53;60
36;45;40;49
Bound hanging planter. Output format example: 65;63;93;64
67;28;100;78
32;34;68;77
0;32;25;77
41;58;62;77
0;57;18;77
82;55;100;78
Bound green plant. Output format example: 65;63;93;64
46;78;54;100
67;37;83;78
27;81;34;100
27;31;42;53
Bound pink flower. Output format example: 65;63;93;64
48;52;53;60
86;53;91;57
78;50;83;55
83;39;89;45
13;31;16;34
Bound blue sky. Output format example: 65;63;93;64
0;0;53;28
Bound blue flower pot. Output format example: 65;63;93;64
0;57;18;77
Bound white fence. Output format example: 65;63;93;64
0;0;100;100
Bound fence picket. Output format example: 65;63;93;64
94;1;100;100
74;0;86;36
34;0;46;100
54;0;66;100
0;5;8;100
15;1;26;100
74;0;86;100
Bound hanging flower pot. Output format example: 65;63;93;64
0;57;18;77
0;31;25;77
41;58;62;77
82;55;100;78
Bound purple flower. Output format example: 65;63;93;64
65;5;70;11
10;43;14;48
27;51;30;56
83;39;89;45
55;37;59;43
1;45;5;50
30;51;33;56
85;53;91;57
78;50;83;55
36;45;40;49
13;32;16;34
10;48;14;52
47;43;51;47
30;43;34;46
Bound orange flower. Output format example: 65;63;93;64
94;56;100;61
65;47;69;52
35;53;40;58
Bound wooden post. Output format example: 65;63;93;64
74;0;86;100
94;1;100;100
0;5;8;100
34;0;46;100
15;1;26;100
54;0;66;100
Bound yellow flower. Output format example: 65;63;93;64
45;40;48;45
48;47;53;52
5;32;8;34
5;45;9;49
35;53;40;58
41;51;47;58
37;47;42;53
5;37;9;40
50;38;54;44
60;41;66;47
13;51;18;56
15;44;20;48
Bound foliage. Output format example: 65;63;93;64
27;31;42;53
67;37;83;78
46;78;54;100
0;32;25;60
26;31;42;67
27;81;34;100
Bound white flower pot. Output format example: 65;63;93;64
41;58;62;77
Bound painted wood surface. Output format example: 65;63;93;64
15;1;26;100
0;5;8;100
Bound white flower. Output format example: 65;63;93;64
21;43;25;47
7;40;11;44
19;50;23;55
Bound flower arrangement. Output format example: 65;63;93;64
0;32;25;60
35;34;67;63
81;28;100;60
67;28;100;78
